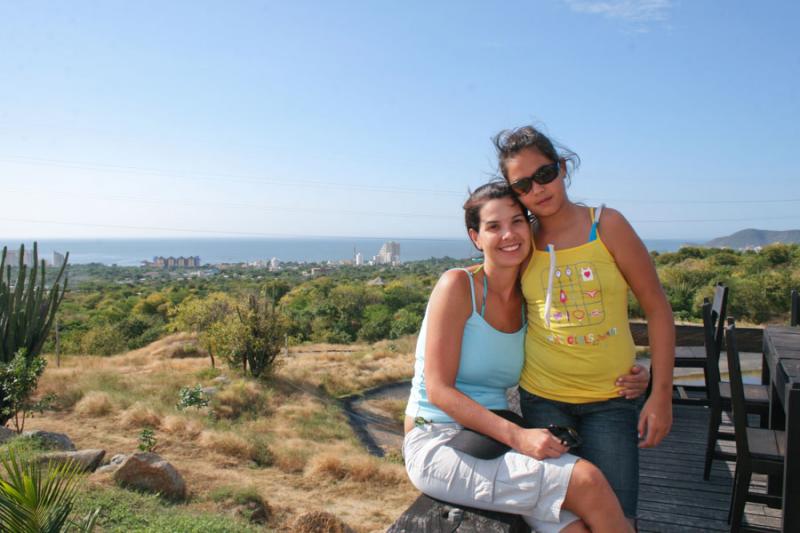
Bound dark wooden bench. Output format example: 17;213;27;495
387;494;529;533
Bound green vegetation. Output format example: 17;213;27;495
32;245;800;362
640;243;800;323
0;450;98;532
71;484;263;533
1;243;68;426
137;428;157;453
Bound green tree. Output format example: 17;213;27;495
170;292;237;368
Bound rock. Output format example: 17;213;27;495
95;464;119;474
113;452;187;501
0;426;16;444
38;449;105;472
292;511;355;533
22;430;76;451
110;453;128;465
201;386;218;397
212;375;230;385
388;494;528;533
235;500;271;525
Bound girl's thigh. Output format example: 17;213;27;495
519;388;577;430
577;398;640;518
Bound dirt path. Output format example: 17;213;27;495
342;381;409;457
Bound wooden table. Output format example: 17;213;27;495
763;325;800;532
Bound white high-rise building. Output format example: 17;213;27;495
374;241;400;265
269;257;280;271
52;251;66;267
355;252;364;266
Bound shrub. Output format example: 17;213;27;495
137;428;157;452
176;384;209;411
0;350;51;433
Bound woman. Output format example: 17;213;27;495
493;126;675;522
404;182;634;532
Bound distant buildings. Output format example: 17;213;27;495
3;249;65;267
354;252;364;266
148;256;201;268
373;241;400;266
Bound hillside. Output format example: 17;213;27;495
706;228;800;248
11;334;418;532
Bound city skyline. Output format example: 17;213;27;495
1;1;798;241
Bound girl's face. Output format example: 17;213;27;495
505;148;566;218
469;198;531;268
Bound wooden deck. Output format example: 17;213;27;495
638;404;781;532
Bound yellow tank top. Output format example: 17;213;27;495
519;208;635;403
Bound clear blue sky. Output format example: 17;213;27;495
1;1;798;241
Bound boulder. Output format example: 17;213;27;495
38;449;105;472
201;386;218;397
110;453;128;465
22;430;76;451
0;426;16;444
113;452;187;501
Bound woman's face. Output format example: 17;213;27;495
505;148;566;218
469;197;531;268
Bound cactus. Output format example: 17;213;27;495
0;242;68;424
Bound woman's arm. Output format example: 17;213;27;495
424;270;568;459
600;208;675;448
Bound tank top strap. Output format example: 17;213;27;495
457;268;478;315
588;204;605;242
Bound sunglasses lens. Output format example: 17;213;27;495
535;163;560;185
510;177;532;195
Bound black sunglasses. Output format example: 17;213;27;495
509;161;561;195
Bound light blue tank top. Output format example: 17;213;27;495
405;268;526;423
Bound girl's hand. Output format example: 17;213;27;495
615;364;650;399
638;393;673;448
513;428;569;460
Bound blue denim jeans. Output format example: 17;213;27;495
519;388;641;518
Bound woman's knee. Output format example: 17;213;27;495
559;518;590;533
569;459;609;494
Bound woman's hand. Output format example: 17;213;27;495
513;428;570;460
615;364;650;399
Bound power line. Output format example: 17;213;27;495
0;155;465;196
3;154;800;205
0;187;454;220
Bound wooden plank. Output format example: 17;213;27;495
630;321;762;351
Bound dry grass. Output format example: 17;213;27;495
307;449;406;486
30;334;419;532
366;398;407;422
161;415;203;439
119;402;162;429
74;391;113;417
199;430;256;461
211;380;270;420
280;336;415;397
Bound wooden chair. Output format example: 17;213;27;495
724;321;784;531
791;289;799;327
671;284;734;405
702;285;770;480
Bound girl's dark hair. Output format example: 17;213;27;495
493;126;581;183
463;180;530;238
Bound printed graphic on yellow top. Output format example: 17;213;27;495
541;262;605;328
519;234;636;403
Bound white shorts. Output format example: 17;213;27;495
403;423;579;533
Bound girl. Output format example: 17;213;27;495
494;126;675;521
403;182;634;532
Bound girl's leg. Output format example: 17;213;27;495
561;459;634;533
575;397;640;519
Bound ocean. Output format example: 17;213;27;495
1;238;695;266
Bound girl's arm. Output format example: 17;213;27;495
600;208;675;448
424;270;567;460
